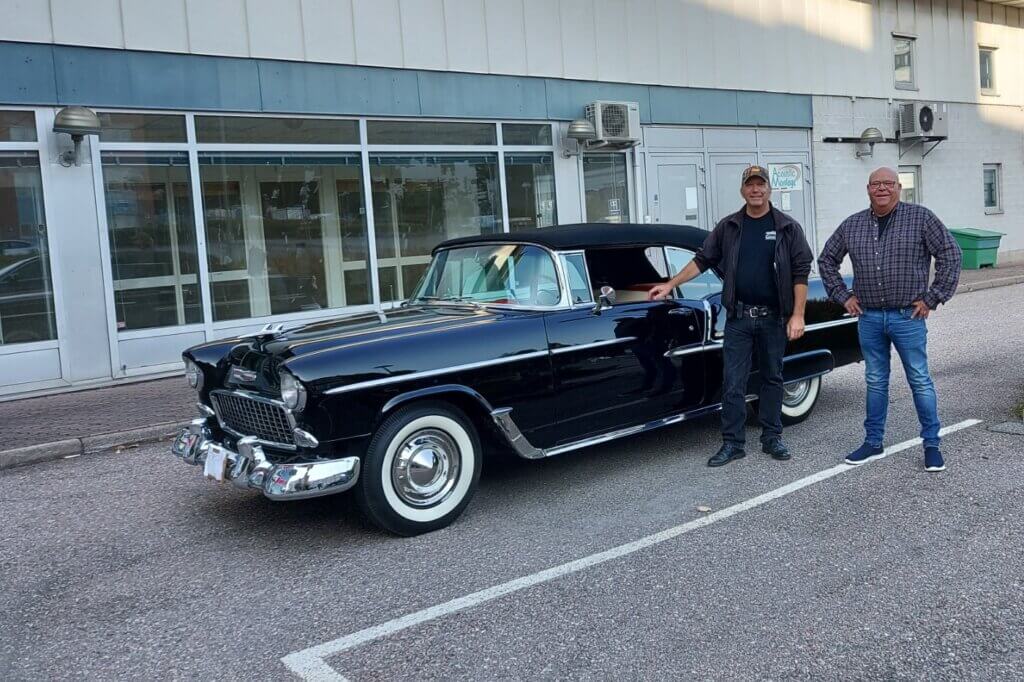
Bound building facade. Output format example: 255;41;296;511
1;0;1022;397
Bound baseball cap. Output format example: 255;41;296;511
741;165;770;186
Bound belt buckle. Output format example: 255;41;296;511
747;307;759;318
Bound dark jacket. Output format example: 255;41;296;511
693;204;813;317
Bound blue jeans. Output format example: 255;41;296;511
858;307;941;448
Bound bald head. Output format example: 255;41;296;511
867;167;900;215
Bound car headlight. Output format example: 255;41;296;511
184;358;203;391
279;371;306;412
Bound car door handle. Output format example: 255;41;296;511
668;308;694;316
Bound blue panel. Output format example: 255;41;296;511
0;43;57;104
544;79;652;122
53;46;261;111
417;71;547;119
258;60;420;116
649;86;739;126
736;91;812;127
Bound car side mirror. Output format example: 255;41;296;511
593;285;615;315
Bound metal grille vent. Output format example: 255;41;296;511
211;391;294;446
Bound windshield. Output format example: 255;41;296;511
411;244;561;307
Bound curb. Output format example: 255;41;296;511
957;274;1024;294
0;421;187;471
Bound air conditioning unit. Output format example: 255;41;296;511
584;101;641;145
898;102;948;139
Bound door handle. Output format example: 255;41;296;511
668;307;694;316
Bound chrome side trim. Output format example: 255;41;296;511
664;343;706;358
550;337;637;355
805;316;857;331
324;350;551;395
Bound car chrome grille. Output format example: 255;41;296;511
211;391;295;446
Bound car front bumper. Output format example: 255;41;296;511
171;418;360;500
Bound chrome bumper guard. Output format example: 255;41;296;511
171;418;360;501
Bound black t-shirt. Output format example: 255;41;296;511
876;210;894;238
734;211;779;307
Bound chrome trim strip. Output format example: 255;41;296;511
550;337;637;355
664;343;705;358
324;350;551;395
804;316;857;331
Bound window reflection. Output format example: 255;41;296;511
370;154;502;301
198;154;370;321
101;153;201;330
583;154;630;224
0;152;56;344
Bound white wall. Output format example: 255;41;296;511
811;95;1024;263
2;0;1023;106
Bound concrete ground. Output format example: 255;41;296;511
1;282;1022;680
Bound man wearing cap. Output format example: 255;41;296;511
818;167;961;473
649;165;813;467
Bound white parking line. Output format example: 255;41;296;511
281;418;983;681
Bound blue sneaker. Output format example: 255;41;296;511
844;442;885;465
924;446;946;472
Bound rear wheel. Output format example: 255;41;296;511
355;401;481;536
780;376;822;425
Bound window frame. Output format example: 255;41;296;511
983;163;1002;215
893;34;917;91
898;165;921;204
979;46;997;96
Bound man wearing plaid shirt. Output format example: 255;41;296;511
818;167;961;472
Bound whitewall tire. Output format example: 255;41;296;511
355;401;481;536
780;375;822;425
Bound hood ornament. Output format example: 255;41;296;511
240;323;286;342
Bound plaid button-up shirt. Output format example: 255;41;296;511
818;202;962;310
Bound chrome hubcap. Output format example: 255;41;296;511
782;379;811;408
391;429;461;507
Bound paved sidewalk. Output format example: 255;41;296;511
1;263;1023;468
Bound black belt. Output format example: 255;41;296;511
734;302;778;318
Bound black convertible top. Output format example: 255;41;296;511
436;223;708;253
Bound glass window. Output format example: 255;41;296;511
101;152;202;331
983;164;1001;213
0;152;56;345
414;244;560;307
370;154;502;301
583;154;630;224
894;36;915;88
367;121;496;145
979;47;996;93
502;123;552;146
0;111;37;142
98;113;187;143
195;116;359;144
198;154;371;321
898;166;919;204
505;153;557;230
666;247;722;300
560;252;592;304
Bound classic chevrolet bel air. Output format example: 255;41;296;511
172;224;861;535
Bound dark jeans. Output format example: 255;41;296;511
721;313;787;447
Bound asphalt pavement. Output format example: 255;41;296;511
1;282;1022;680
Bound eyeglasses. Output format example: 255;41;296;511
868;180;898;189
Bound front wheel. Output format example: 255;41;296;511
780;375;822;425
355;401;481;536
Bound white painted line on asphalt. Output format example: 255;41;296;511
281;418;983;681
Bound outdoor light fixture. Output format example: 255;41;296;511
561;118;598;158
855;127;886;159
53;106;102;167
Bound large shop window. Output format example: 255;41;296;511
101;153;202;331
195;116;359;145
198;154;371;321
504;153;556;229
0;152;56;345
370;154;503;302
0;111;37;142
98;113;187;143
583;154;630;224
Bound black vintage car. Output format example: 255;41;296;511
172;224;860;535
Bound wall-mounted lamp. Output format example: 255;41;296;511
855;127;886;159
53;106;101;167
561;118;598;158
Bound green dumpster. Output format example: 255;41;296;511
949;228;1004;269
